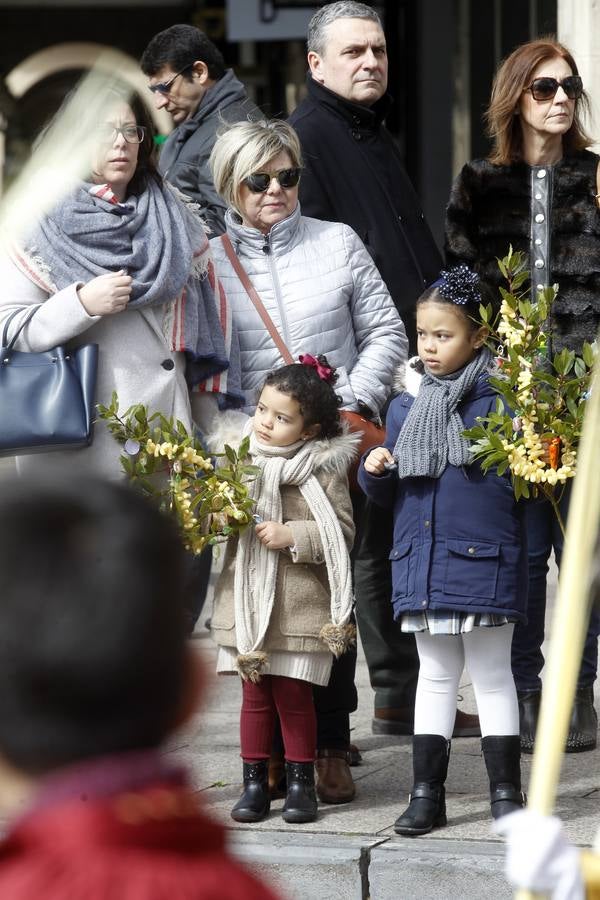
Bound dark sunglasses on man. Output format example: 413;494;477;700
524;75;583;102
148;65;192;96
243;168;302;193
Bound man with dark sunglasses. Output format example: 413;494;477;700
287;1;480;806
141;24;262;236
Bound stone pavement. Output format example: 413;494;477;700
170;561;600;900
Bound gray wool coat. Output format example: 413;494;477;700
211;430;357;656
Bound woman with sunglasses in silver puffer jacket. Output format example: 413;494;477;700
208;118;407;421
445;37;600;758
206;117;407;808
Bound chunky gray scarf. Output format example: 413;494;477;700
18;179;240;395
393;347;493;479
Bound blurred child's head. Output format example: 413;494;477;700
254;355;342;446
0;469;197;777
416;266;491;377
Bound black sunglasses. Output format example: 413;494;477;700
243;167;301;193
525;75;583;102
148;65;192;96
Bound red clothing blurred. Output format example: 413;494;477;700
0;751;280;900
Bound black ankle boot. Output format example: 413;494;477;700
231;760;270;823
481;735;525;820
517;689;541;754
566;686;598;752
282;761;318;824
394;734;450;836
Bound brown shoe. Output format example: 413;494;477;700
372;707;481;738
348;743;362;766
372;707;413;735
315;749;356;804
268;752;286;800
453;709;481;738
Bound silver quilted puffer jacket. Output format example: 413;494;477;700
210;204;408;414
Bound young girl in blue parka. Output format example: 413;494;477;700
358;265;527;835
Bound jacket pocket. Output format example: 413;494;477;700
389;541;412;597
279;564;330;637
444;539;500;600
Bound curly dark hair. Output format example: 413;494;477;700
262;356;342;440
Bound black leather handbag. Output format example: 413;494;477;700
0;306;98;457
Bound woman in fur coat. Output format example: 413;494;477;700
211;357;357;826
445;38;600;755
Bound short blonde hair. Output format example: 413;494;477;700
210;119;303;216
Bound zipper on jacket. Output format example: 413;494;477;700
263;233;293;352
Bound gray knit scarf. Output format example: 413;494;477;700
393;347;493;479
14;179;240;396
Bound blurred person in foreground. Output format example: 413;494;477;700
0;468;280;900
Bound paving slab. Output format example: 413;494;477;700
163;557;600;898
368;838;512;899
229;832;385;900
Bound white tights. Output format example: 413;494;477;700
414;625;519;739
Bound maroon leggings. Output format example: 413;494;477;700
240;674;317;763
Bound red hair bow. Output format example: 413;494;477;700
298;353;334;384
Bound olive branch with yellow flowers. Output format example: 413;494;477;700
97;392;258;554
463;248;596;535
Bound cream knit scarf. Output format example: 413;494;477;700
233;430;354;682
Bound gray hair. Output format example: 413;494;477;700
307;1;382;56
210;119;303;217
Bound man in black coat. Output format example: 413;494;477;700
289;2;441;350
288;2;478;802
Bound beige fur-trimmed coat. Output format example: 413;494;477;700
211;430;357;656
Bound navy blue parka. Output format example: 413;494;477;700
357;374;528;623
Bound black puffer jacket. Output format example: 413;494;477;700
445;151;600;353
289;77;442;350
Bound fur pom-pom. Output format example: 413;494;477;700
236;651;269;682
319;622;357;658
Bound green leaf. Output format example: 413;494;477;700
582;341;595;368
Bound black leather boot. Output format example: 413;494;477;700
481;735;525;820
566;686;598;752
231;760;270;823
282;761;318;824
394;734;450;836
517;689;541;754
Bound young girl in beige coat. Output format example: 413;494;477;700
211;356;357;825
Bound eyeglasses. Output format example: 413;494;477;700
243;168;301;193
148;66;191;96
95;124;146;144
524;75;583;102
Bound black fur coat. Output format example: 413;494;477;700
445;150;600;352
